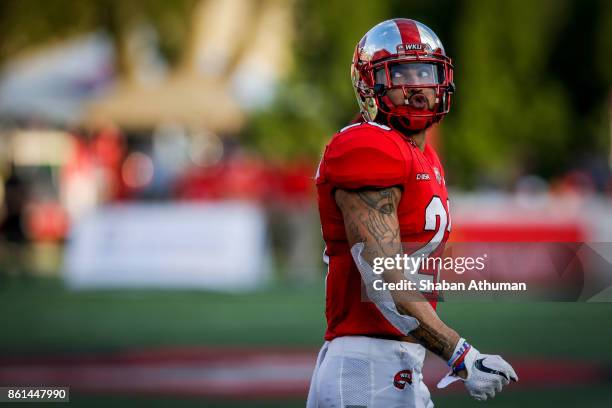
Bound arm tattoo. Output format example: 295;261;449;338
356;189;394;213
336;187;401;261
410;321;453;359
395;304;451;358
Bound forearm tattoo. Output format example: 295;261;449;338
409;320;453;359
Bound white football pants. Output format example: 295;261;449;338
306;336;434;408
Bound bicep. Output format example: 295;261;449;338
334;187;402;263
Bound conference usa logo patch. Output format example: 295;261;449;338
393;369;413;389
433;167;442;184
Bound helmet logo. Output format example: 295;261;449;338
397;43;432;53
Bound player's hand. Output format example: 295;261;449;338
462;352;517;401
437;339;518;401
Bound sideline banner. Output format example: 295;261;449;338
63;202;269;291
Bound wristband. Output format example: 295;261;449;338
448;338;471;374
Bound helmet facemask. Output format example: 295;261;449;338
357;57;453;133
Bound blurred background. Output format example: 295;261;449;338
0;0;611;406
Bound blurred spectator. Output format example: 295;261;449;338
91;124;127;200
0;163;27;278
551;170;597;197
0;163;27;243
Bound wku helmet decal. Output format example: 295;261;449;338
397;43;432;52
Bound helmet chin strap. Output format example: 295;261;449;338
393;115;430;136
375;92;441;136
376;105;434;137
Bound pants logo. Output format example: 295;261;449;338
393;369;413;389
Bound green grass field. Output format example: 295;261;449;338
1;276;612;407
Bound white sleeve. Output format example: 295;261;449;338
350;242;420;334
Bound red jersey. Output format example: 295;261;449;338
315;122;451;341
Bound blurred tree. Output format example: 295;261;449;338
443;0;574;187
0;0;197;73
590;0;612;176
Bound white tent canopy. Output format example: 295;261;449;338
0;33;114;125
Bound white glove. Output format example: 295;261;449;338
437;338;518;401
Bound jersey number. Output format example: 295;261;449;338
410;196;450;292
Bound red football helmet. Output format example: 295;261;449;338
351;18;454;132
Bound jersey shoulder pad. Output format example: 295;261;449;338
323;122;408;189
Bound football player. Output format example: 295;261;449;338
307;19;517;407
